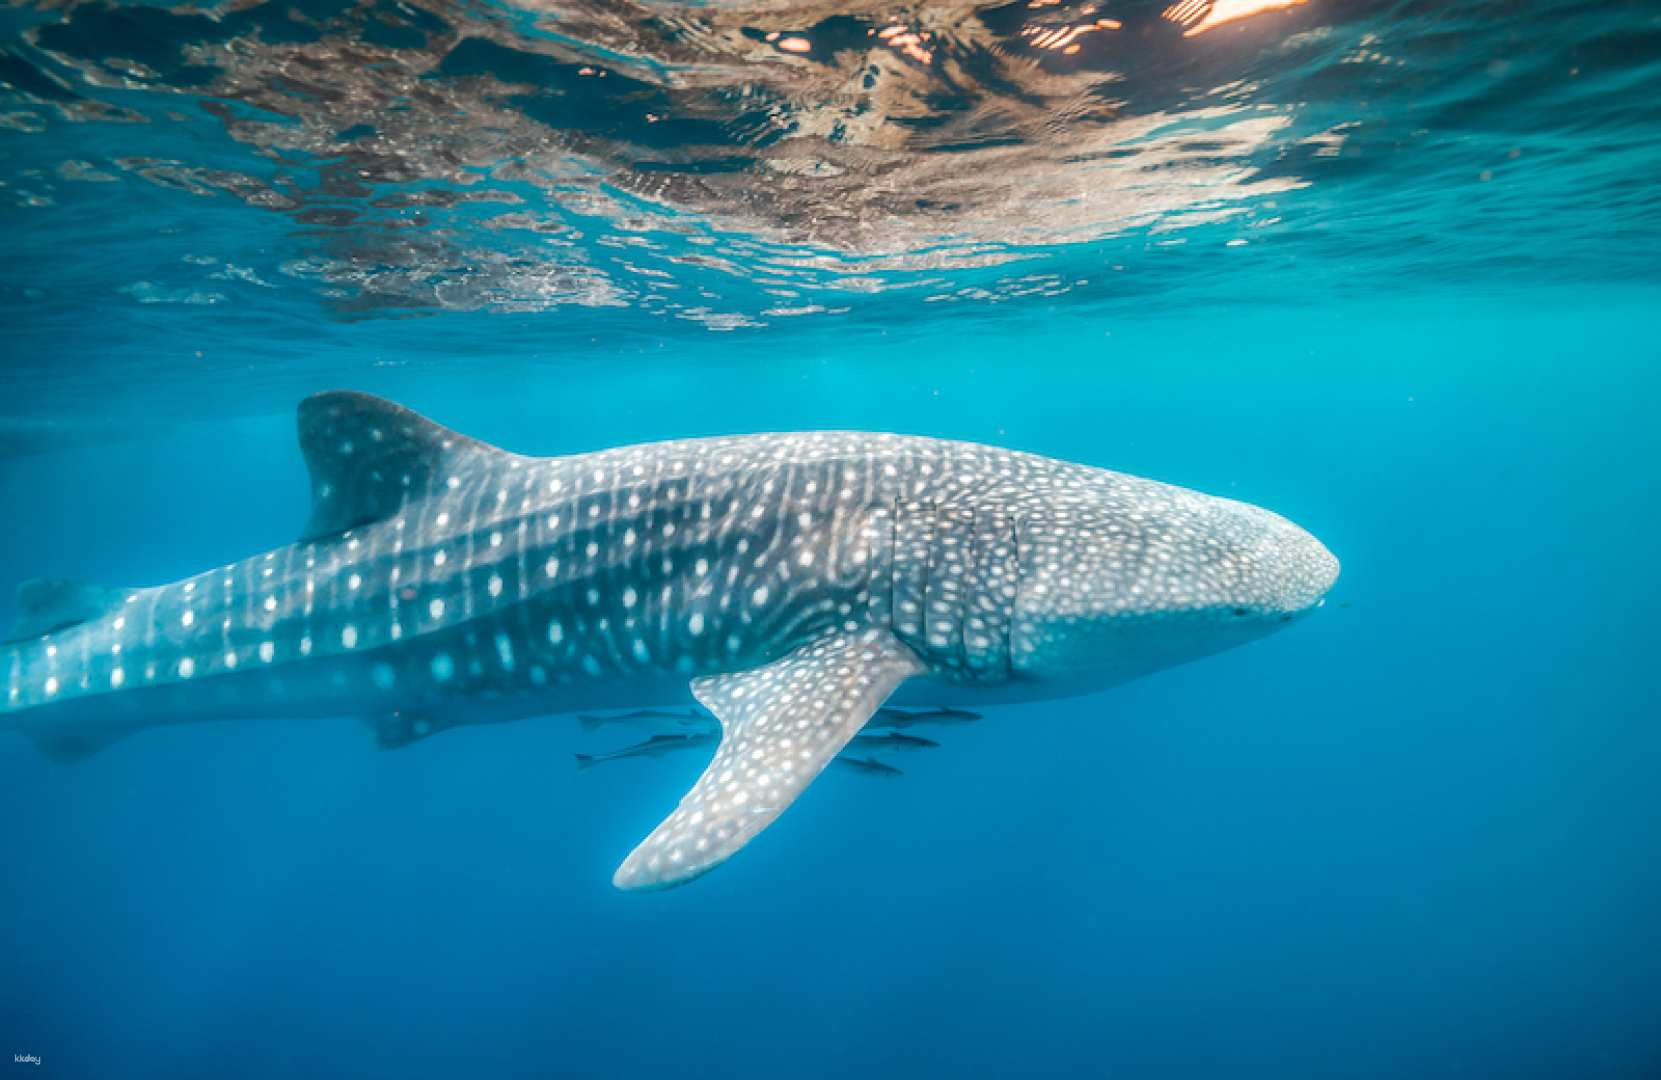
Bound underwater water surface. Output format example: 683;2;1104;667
2;0;1659;1076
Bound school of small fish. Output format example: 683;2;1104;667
572;705;980;777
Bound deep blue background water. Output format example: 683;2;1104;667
2;297;1657;1077
3;0;1661;1075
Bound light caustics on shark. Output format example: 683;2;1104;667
0;392;1337;889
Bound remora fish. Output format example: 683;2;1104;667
575;732;907;776
575;732;714;770
832;756;903;778
576;708;715;735
869;705;983;729
848;731;940;752
0;391;1338;889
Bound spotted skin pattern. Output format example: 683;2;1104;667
0;392;1338;887
615;627;925;889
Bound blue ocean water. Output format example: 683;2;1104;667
2;0;1659;1076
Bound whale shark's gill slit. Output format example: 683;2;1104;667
886;498;901;638
886;504;1018;680
1004;516;1023;681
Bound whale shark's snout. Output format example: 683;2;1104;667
1251;510;1340;617
1008;491;1339;688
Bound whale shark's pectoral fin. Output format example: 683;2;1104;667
612;627;925;891
296;391;509;541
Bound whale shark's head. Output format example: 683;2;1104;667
1009;486;1339;691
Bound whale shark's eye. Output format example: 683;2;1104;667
1232;607;1247;617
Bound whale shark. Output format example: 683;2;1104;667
0;391;1338;889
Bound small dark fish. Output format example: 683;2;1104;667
849;731;940;752
832;755;903;777
576;732;909;780
869;705;982;730
577;708;715;735
575;732;716;770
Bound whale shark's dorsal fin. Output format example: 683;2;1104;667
297;391;505;541
4;578;129;643
612;626;925;891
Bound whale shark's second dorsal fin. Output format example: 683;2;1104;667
3;578;129;643
297;391;505;541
